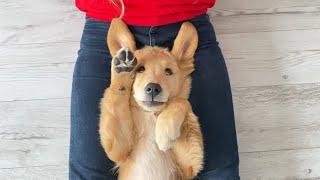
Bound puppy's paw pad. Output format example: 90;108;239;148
113;47;137;73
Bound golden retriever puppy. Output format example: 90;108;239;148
99;18;204;180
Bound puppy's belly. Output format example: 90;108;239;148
119;137;179;180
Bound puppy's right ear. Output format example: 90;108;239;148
107;18;136;57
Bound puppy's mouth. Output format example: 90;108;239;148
142;101;165;107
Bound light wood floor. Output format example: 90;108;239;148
0;0;319;179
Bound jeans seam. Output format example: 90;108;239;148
148;27;154;46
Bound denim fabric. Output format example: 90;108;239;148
69;14;240;180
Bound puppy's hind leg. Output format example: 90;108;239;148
99;48;137;165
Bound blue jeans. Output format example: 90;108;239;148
69;14;240;180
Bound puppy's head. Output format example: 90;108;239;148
108;19;198;111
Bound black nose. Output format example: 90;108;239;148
145;83;162;97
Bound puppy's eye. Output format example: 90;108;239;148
165;68;173;76
137;66;145;73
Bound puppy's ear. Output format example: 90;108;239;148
171;22;198;75
107;18;136;57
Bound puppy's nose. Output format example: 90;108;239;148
145;83;162;97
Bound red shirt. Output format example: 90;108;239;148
75;0;215;26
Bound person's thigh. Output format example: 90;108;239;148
189;15;240;179
69;17;117;180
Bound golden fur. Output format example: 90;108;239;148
99;19;204;180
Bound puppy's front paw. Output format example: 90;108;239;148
113;47;137;73
155;112;182;152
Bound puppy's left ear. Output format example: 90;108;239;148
107;18;136;57
171;22;198;75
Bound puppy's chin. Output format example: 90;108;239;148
135;99;166;112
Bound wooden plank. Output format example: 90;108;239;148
0;100;68;172
0;65;73;101
0;126;68;168
240;148;320;179
211;0;320;16
0;42;78;64
0;165;67;180
218;29;320;54
226;50;320;87
0;0;84;45
209;13;320;34
233;83;320;128
238;125;320;153
234;83;320;152
0;43;77;101
218;29;320;87
0;98;69;128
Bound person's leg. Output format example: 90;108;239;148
69;17;117;180
200;163;240;180
189;15;240;179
